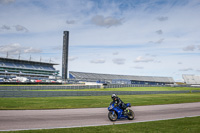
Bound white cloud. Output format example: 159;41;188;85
14;25;28;32
0;43;21;55
132;66;144;69
155;30;163;35
157;16;168;21
66;20;76;24
134;56;154;63
155;38;164;44
90;59;105;64
91;15;123;28
149;38;164;44
0;0;15;4
197;45;200;50
0;43;42;55
182;45;196;51
113;52;119;55
24;47;42;53
0;25;28;32
0;25;11;30
69;56;78;61
179;68;193;71
112;58;125;65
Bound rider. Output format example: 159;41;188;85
111;94;127;114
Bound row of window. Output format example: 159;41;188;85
0;68;58;76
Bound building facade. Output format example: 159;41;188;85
69;71;175;85
0;57;59;81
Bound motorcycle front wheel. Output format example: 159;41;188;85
108;111;117;121
127;109;135;120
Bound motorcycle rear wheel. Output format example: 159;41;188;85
127;109;135;120
108;111;117;121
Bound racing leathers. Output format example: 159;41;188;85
112;96;127;111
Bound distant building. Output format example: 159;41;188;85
182;74;200;85
0;57;59;79
69;71;175;85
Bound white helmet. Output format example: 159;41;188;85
111;94;117;99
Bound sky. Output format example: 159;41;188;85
0;0;200;82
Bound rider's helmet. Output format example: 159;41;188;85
111;94;117;100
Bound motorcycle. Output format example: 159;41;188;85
108;102;135;121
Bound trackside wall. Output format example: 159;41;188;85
1;90;200;97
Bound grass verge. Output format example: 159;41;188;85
0;93;200;110
1;116;200;133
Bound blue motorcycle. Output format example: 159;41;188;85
108;102;135;121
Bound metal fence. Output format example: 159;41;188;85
0;85;101;90
0;84;200;97
104;84;165;88
0;84;157;90
0;84;198;91
0;90;198;98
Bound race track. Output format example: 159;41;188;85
0;102;200;131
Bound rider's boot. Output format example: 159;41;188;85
123;108;128;115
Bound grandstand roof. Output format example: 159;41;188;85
0;57;58;65
182;74;200;85
69;71;175;83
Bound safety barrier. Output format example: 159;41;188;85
0;90;196;97
0;84;197;91
0;84;170;91
104;84;165;88
0;85;101;90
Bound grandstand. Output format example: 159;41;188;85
69;71;175;85
0;57;59;82
182;74;200;85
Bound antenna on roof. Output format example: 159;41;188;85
40;56;42;62
49;58;52;63
6;52;8;58
29;55;32;61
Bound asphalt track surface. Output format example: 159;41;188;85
0;102;200;131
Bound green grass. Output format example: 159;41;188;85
0;93;200;110
28;86;200;91
1;116;200;133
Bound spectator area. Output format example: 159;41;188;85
69;71;175;85
0;57;59;78
182;74;200;85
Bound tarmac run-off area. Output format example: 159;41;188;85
0;102;200;131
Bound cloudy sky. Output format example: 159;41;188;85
0;0;200;81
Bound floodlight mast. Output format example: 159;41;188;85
62;31;69;81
